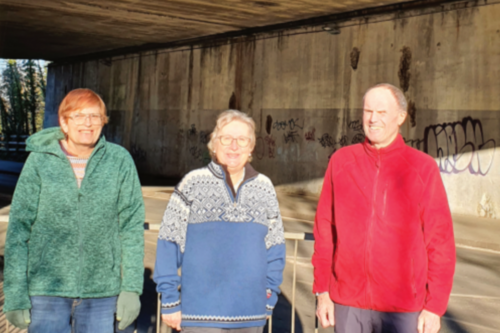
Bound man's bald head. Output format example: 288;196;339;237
363;83;408;114
362;84;408;149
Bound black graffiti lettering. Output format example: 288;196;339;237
288;118;304;130
189;146;202;159
272;118;303;131
352;133;365;144
422;117;495;176
348;120;363;132
188;124;197;136
199;131;210;144
404;138;425;150
283;130;300;144
338;135;348;147
319;133;334;148
272;121;287;131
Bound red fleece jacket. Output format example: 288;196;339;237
312;135;456;316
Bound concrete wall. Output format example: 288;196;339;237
45;0;500;218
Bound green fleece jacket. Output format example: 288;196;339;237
3;127;145;312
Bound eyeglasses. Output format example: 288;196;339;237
218;135;251;148
67;113;103;125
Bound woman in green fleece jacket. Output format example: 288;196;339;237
3;89;145;333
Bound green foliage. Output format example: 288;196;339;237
0;59;47;137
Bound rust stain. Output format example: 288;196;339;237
398;46;411;93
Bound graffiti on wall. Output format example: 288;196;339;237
255;135;276;160
316;119;365;157
178;123;212;164
405;116;496;176
272;118;304;131
304;128;316;141
260;114;365;159
178;113;495;177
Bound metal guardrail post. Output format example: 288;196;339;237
291;238;298;333
315;298;319;333
157;293;161;333
268;316;272;333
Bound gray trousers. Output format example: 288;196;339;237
182;327;264;333
335;304;419;333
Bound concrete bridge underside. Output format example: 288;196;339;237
1;0;440;60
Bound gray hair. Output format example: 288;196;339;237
362;83;408;113
207;109;256;161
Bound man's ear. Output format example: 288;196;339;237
398;111;408;126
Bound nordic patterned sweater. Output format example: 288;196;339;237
153;161;286;328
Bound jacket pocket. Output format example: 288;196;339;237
110;243;115;271
109;238;121;273
28;236;48;276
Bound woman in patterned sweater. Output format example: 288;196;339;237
154;110;286;333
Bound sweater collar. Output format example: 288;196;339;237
208;160;259;195
363;134;406;158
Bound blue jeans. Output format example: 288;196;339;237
29;296;118;333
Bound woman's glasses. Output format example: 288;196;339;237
67;113;103;125
218;135;251;148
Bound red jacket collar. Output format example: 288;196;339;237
363;134;406;158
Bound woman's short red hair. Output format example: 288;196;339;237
58;88;108;124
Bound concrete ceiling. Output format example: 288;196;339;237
0;0;415;60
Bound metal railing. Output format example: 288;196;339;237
0;134;28;152
156;231;316;333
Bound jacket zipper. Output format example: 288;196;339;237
411;259;417;298
77;192;83;295
223;171;257;206
365;150;380;309
60;145;100;297
234;176;257;205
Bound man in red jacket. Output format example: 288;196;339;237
312;83;456;333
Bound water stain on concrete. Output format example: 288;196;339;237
398;46;412;92
408;100;417;127
350;47;360;70
266;115;273;135
229;92;237;109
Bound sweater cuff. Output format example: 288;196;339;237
266;290;278;316
160;299;181;315
3;291;32;313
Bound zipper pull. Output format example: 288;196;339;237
233;202;237;207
